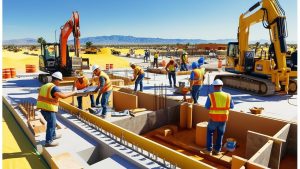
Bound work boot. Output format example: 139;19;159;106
169;84;172;88
174;84;178;88
100;114;107;119
45;141;59;147
212;150;221;156
199;148;212;156
53;133;62;140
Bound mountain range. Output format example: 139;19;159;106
2;35;293;45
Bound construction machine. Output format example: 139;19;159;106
215;0;297;95
38;11;89;83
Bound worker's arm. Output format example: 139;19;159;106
189;71;195;87
72;80;77;90
132;69;137;81
52;86;76;99
230;97;234;109
165;63;170;72
205;96;211;109
96;76;105;91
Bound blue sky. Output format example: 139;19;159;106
3;0;298;42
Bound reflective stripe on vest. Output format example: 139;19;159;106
134;66;144;76
36;83;59;112
208;92;231;121
75;76;89;90
192;69;203;85
100;71;112;93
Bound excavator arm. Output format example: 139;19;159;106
60;11;81;68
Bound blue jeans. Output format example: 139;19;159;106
181;63;188;71
168;72;176;86
206;120;227;152
191;85;202;103
77;95;95;109
96;90;112;115
134;74;145;92
41;110;57;144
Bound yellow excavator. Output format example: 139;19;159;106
215;0;297;95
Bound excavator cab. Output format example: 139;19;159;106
39;43;60;73
226;42;239;71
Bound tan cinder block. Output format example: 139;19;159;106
163;125;178;134
164;129;173;136
111;79;125;86
196;121;208;147
180;103;187;128
186;103;193;129
113;91;138;111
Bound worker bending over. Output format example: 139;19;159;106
153;51;159;68
73;71;95;110
92;64;113;118
201;79;234;156
190;62;204;103
165;59;178;88
180;52;189;71
37;72;76;147
131;64;145;92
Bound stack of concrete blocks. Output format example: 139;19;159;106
179;102;193;129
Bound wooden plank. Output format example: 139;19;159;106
246;161;270;169
249;140;273;167
273;123;290;158
231;155;247;169
113;91;138;111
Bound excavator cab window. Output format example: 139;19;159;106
41;43;59;68
227;42;239;57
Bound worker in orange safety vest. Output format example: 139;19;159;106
200;79;234;156
190;62;204;103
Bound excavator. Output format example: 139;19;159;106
38;11;89;83
215;0;297;95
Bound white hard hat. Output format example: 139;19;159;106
92;64;100;72
52;71;63;80
212;79;223;86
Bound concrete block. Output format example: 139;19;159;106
27;118;46;135
231;155;247;169
157;128;172;137
195;121;208;147
113;91;138;111
186;103;193;129
111;79;125;86
51;152;84;169
180;103;187;128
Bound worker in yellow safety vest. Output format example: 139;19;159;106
153;51;159;68
180;51;189;71
189;62;204;103
73;71;95;110
92;64;113;118
200;79;234;156
36;72;77;147
165;59;178;88
131;63;145;92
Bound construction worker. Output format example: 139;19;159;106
198;57;206;75
92;64;113;118
189;62;204;103
130;64;145;92
165;59;178;88
180;51;189;71
201;79;234;156
73;71;95;110
153;51;159;68
36;72;76;147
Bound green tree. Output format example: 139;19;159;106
37;37;46;44
86;41;93;48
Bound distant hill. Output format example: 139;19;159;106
3;35;295;45
3;38;37;45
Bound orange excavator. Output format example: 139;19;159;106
38;11;89;83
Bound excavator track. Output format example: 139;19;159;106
214;74;275;96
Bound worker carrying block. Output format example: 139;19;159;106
92;64;113;118
165;58;178;88
200;79;234;156
73;71;95;110
36;72;77;147
189;62;204;104
130;64;145;92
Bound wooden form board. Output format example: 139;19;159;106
231;155;247;169
249;140;273;167
273;124;290;158
246;131;285;169
113;90;138;111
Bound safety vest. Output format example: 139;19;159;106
99;71;112;93
200;67;205;75
208;92;231;122
192;69;204;85
166;62;176;72
182;54;187;63
36;83;59;112
134;66;144;76
154;53;159;59
75;76;89;90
